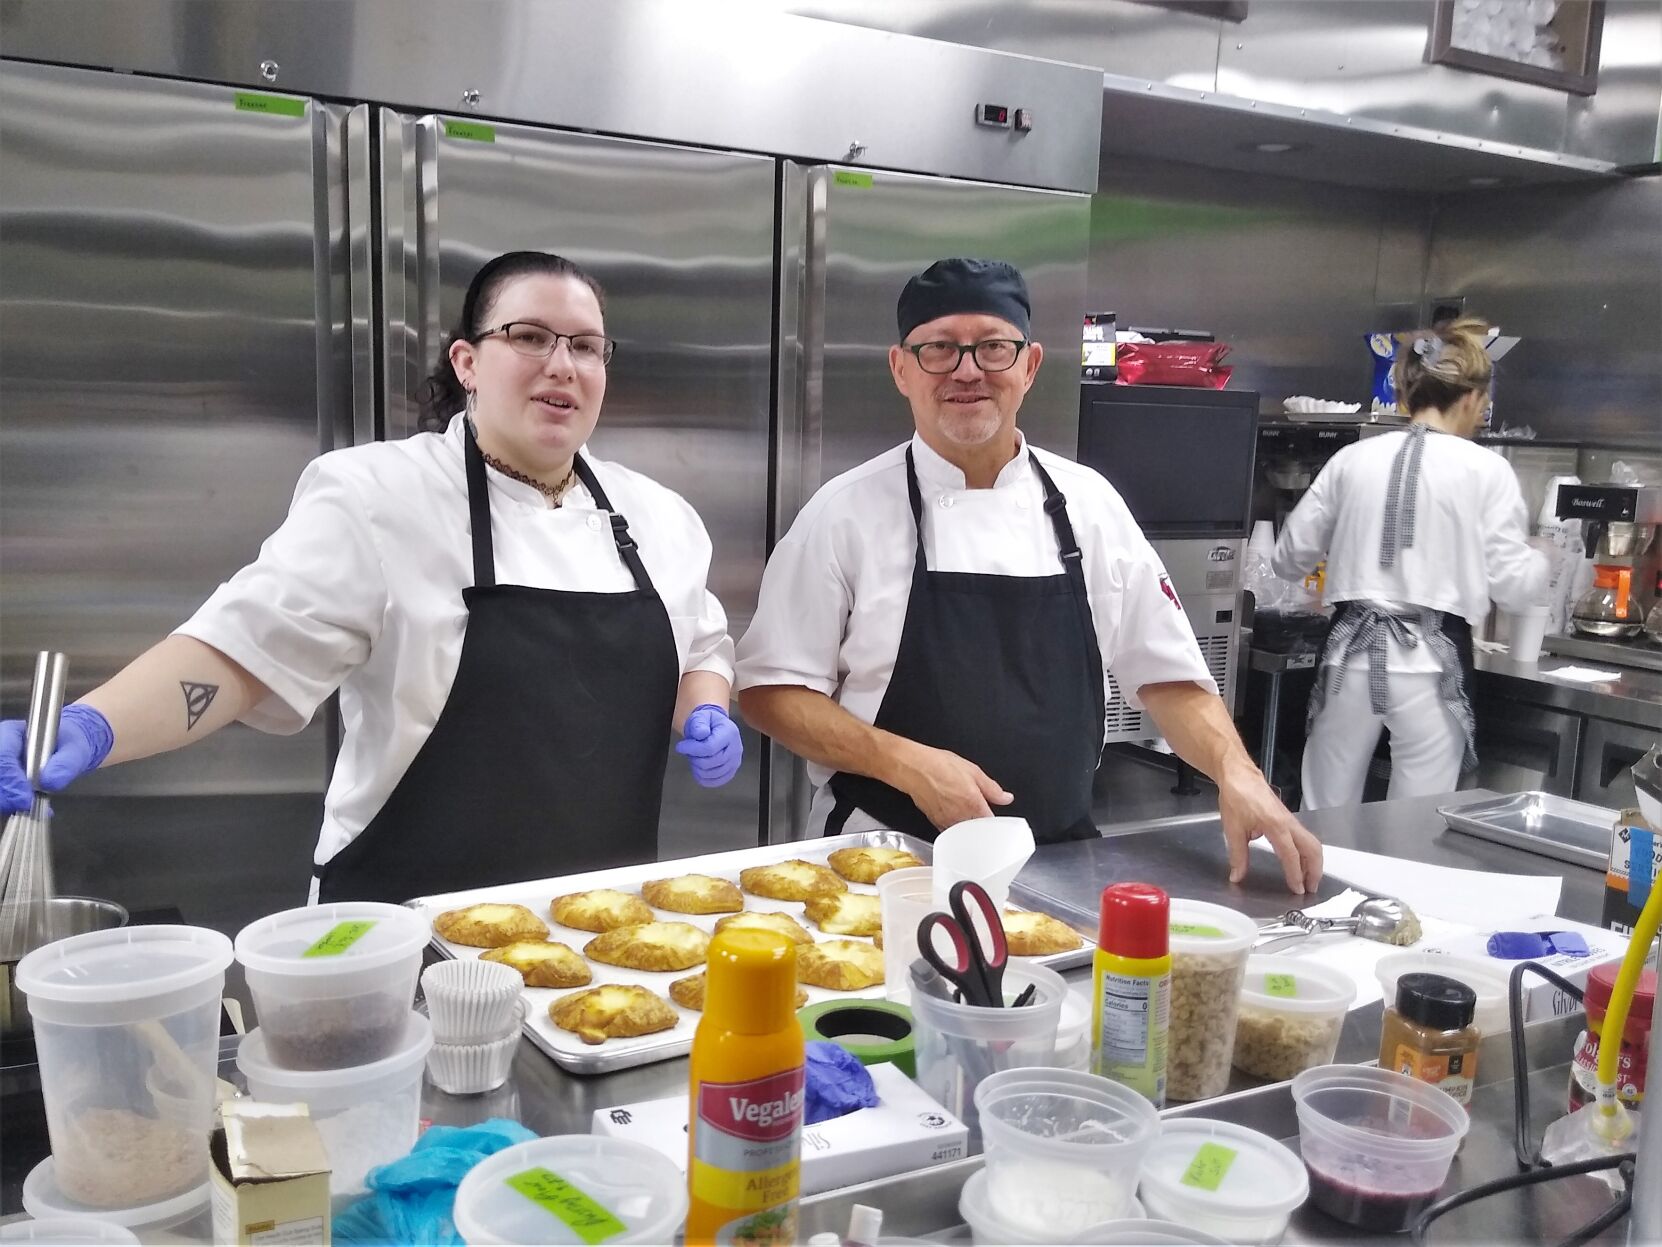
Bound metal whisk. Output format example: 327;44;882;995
0;651;68;960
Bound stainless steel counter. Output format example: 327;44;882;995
1476;650;1662;731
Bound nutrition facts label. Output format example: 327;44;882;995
1099;971;1169;1062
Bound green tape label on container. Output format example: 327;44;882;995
1170;922;1226;938
834;170;873;188
302;920;376;958
505;1168;626;1245
1266;973;1298;998
234;92;306;118
443;119;497;143
1180;1142;1238;1192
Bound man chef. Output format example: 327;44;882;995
735;258;1321;892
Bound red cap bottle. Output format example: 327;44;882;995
1099;883;1170;959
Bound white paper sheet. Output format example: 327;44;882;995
1541;665;1624;684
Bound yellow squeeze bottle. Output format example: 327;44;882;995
686;929;806;1246
1091;882;1172;1107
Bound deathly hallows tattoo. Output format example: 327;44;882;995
181;680;219;731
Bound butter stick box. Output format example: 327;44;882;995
1604;807;1660;936
210;1101;332;1246
592;1061;968;1196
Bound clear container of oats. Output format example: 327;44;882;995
1233;955;1358;1084
17;925;233;1212
1165;900;1257;1102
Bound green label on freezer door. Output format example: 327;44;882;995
444;119;497;143
235;92;306;117
834;170;873;188
302;920;376;958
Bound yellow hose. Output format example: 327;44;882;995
1591;869;1662;1143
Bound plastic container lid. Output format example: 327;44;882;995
1138;1119;1309;1233
16;925;232;1023
22;1158;208;1232
1238;955;1358;1014
1099;884;1169;959
238;1012;432;1111
958;1170;1146;1246
1167;900;1257;956
1374;953;1510;1035
452;1135;687;1245
234;902;429;977
0;1219;141;1245
1394;973;1476;1031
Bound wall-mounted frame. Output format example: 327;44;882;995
1429;0;1605;96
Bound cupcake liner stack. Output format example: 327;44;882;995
422;959;525;1094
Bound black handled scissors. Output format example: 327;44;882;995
916;880;1008;1008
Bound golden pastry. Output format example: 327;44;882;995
796;940;885;991
803;892;883;937
713;911;815;945
550;888;654;933
826;845;924;884
549;984;678;1046
433;903;548;948
740;859;847;902
669;971;809;1012
583;921;710;972
640;873;744;915
1001;909;1085;956
479;940;592;988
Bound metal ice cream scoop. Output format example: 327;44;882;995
1256;894;1422;950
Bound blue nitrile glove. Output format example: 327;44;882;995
803;1040;879;1125
1487;930;1592;959
332;1118;535;1246
675;703;743;787
0;704;114;814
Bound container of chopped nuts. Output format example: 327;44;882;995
1165;900;1257;1102
1233;955;1357;1084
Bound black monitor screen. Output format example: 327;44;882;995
1077;398;1256;537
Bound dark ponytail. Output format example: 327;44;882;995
417;251;607;431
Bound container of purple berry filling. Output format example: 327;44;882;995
1291;1065;1470;1234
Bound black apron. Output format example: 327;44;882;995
317;426;680;903
825;448;1106;846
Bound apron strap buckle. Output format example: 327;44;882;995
1043;493;1068;516
609;513;639;552
1060;547;1083;563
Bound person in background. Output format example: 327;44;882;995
1274;317;1549;810
0;251;742;902
737;257;1322;893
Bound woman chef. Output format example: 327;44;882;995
1273;317;1547;809
0;251;743;902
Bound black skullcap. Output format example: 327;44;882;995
896;258;1031;342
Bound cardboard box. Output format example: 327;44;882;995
210;1102;332;1246
1419;916;1633;1021
1603;808;1659;936
592;1061;967;1196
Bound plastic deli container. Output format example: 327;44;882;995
1066;1221;1228;1246
1291;1065;1470;1234
958;1171;1147;1246
1166;901;1257;1101
912;963;1066;1143
974;1068;1159;1237
1233;956;1358;1083
453;1135;688;1245
17;925;233;1215
235;901;428;1070
1138;1118;1308;1245
0;1219;140;1245
238;1012;432;1196
1374;953;1511;1038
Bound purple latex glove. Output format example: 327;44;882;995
803;1040;879;1124
675;703;743;788
0;704;115;814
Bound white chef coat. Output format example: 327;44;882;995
178;413;734;871
1271;429;1547;673
735;433;1216;835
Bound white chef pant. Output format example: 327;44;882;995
1301;665;1463;810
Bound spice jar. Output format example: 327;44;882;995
1569;962;1655;1112
1379;973;1479;1111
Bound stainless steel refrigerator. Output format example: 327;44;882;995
0;59;1093;899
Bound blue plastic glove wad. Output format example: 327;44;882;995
803;1040;879;1125
0;704;114;815
332;1118;536;1246
674;703;743;788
